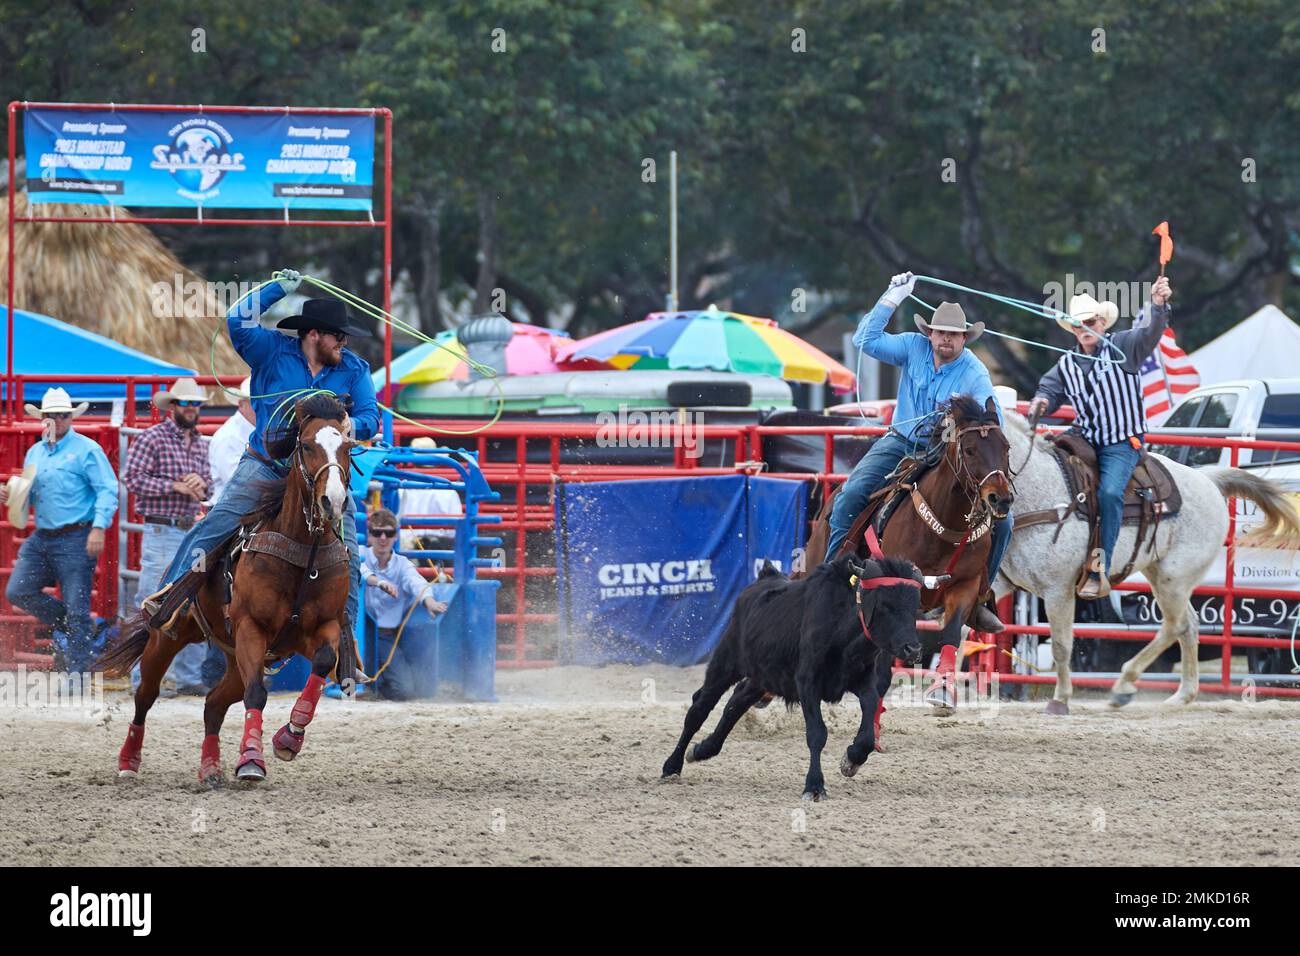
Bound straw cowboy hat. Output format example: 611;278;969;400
151;377;211;410
24;386;89;420
1057;293;1120;334
914;302;984;343
6;464;37;530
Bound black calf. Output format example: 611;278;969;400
662;554;924;800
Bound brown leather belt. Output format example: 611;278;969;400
144;514;196;530
40;521;92;537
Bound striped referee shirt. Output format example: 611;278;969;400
1034;303;1171;448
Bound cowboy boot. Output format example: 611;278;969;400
1077;548;1112;600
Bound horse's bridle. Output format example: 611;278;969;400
938;416;1011;521
292;439;348;538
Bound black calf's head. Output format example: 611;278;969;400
842;555;926;663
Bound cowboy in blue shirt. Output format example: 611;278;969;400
142;270;377;652
826;272;1012;633
2;388;119;672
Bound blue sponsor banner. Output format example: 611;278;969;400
23;107;374;211
556;475;808;666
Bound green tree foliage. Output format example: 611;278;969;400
1;0;1296;387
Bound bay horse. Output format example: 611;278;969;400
802;395;1013;712
995;409;1300;713
98;395;358;784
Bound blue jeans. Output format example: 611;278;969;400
157;452;360;636
827;433;912;560
826;431;1013;587
1096;439;1143;573
132;522;206;690
6;526;98;673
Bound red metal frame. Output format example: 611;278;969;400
6;100;395;421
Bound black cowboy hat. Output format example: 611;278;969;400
275;298;371;338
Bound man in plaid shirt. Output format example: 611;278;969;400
123;377;213;694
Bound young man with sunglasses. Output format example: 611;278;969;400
123;377;214;693
360;508;448;700
141;270;378;676
1;388;118;675
1028;276;1174;598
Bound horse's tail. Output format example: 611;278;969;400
1205;468;1300;550
95;613;151;677
757;559;785;580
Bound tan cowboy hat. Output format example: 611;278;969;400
152;376;212;410
24;386;89;420
6;464;36;530
1057;293;1120;334
914;301;984;343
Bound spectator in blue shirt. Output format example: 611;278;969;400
141;271;377;666
1;388;118;672
826;272;1011;633
361;508;448;700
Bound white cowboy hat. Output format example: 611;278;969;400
914;301;984;343
229;377;252;401
1057;293;1120;334
410;437;438;449
24;387;89;420
152;377;212;410
6;464;36;530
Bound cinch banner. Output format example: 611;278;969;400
23;107;374;211
555;475;808;666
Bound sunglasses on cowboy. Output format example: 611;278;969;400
174;400;204;408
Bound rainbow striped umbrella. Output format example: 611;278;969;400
554;307;856;393
373;322;596;390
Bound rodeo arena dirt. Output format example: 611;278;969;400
2;59;1298;936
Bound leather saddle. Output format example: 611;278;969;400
1015;432;1182;586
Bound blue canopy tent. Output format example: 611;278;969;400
0;306;197;401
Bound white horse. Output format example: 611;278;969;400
995;410;1300;713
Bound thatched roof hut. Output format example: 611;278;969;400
0;186;245;376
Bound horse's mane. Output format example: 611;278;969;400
1000;408;1055;453
253;393;350;519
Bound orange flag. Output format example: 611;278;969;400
1152;221;1174;273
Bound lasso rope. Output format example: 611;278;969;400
206;272;509;438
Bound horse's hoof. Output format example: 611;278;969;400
801;788;829;802
272;724;304;762
1043;699;1069;716
840;753;862;778
235;754;267;782
925;682;956;716
199;767;223;788
684;743;700;763
116;769;139;780
1109;692;1135;709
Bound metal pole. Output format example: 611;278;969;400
7;102;18;423
669;150;678;312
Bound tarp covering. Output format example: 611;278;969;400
1189;305;1300;386
555;474;808;665
0;306;196;401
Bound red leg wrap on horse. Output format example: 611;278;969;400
938;644;957;675
873;697;886;752
289;674;327;730
118;723;145;774
199;734;221;781
240;710;264;757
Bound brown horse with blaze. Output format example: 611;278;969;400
98;395;359;785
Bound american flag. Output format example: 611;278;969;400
1140;327;1200;426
